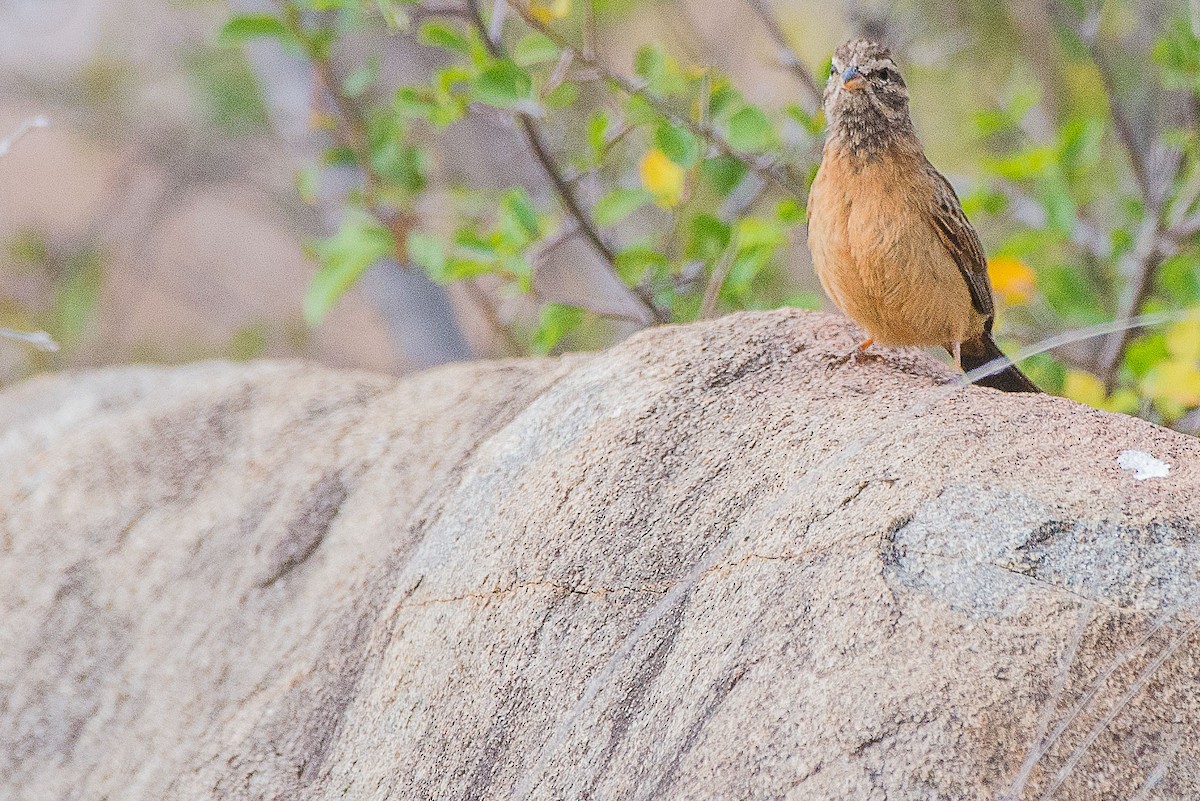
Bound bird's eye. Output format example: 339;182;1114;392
829;63;837;76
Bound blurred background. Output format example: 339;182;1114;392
1;0;1198;430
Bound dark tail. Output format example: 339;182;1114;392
957;333;1042;393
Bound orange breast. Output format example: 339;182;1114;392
808;143;985;348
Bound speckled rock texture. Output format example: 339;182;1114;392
2;308;1199;801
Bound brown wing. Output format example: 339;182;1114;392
923;161;995;319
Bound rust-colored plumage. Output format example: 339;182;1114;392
807;39;1040;393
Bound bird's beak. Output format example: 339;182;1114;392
841;65;866;92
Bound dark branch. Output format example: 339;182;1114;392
741;0;823;112
467;0;667;324
502;0;809;198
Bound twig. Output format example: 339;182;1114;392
502;0;809;198
488;0;506;43
467;0;668;324
1097;215;1168;386
278;1;417;264
0;115;50;157
460;279;524;354
0;328;60;352
741;0;823;112
1067;9;1189;387
1086;42;1155;204
699;235;738;319
1169;211;1200;242
278;4;377;196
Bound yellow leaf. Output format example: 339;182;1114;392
1142;358;1200;407
530;0;570;23
1062;369;1106;408
640;148;685;208
309;110;338;132
1102;388;1141;415
988;255;1037;306
1165;314;1200;361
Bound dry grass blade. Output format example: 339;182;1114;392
1034;622;1197;801
1001;601;1094;801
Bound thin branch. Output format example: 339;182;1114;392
502;0;809;198
0;328;60;352
0;115;49;157
488;0;506;43
1080;24;1155;205
1097;217;1167;386
467;0;668;324
699;236;737;319
1067;9;1191;386
280;6;377;197
460;279;524;354
1170;211;1200;242
741;0;823;112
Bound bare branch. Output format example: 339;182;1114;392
1170;212;1200;242
502;0;809;198
1063;8;1192;385
488;0;506;44
741;0;823;112
0;116;50;158
460;279;523;354
699;237;737;319
0;328;60;352
1077;21;1156;205
467;0;668;324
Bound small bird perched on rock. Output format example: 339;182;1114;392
807;39;1041;393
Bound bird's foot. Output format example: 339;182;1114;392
828;338;876;370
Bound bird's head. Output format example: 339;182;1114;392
823;39;913;152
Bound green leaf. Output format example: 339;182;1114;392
295;167;319;205
419;20;471;53
54;248;104;345
614;244;667;284
501;188;542;240
513;32;561;66
654;121;700;167
634;44;666;84
726;106;776;151
700;155;746;196
218;14;290;46
185;48;271;136
587;111;610;162
776;198;804;225
624;93;658;125
783;291;822;311
684;213;729;261
984;146;1056;181
1040;263;1103;322
305;215;396;324
595;188;652;226
1157;252;1200;304
1125;333;1171;379
534;303;584;354
544;81;579;109
343;60;379;98
406;230;448;281
473;60;533;107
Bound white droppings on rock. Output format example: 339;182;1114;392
1117;449;1171;481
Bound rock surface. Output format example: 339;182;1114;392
3;308;1200;800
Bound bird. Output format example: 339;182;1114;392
806;38;1041;393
